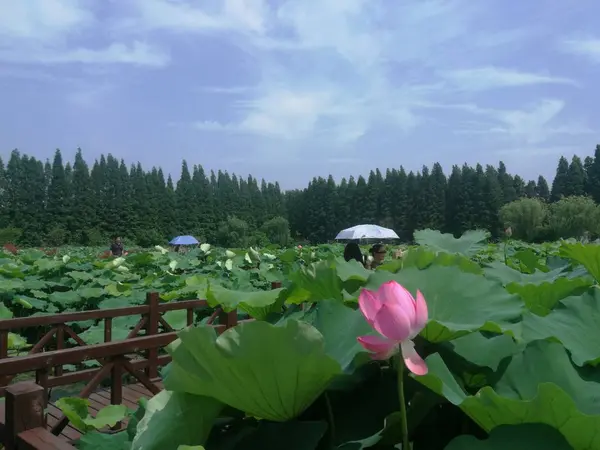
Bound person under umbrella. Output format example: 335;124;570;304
343;242;366;267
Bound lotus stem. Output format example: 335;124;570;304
396;355;411;450
324;391;336;446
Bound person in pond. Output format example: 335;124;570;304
343;242;366;266
366;243;386;269
110;236;124;257
365;243;404;269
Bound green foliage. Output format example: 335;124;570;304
548;195;600;238
0;227;22;244
46;226;69;246
7;232;600;449
4;147;600;245
499;197;547;241
55;397;128;433
261;215;291;246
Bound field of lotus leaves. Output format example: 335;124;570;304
3;229;600;449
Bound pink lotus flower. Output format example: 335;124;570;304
297;245;303;249
357;281;429;375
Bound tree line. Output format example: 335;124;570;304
0;146;599;247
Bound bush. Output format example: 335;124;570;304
499;198;547;241
135;229;165;248
45;227;69;246
548;195;600;239
216;216;250;248
0;227;22;245
261;216;291;246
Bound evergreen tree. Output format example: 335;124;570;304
551;156;570;201
536;176;550;202
1;146;600;246
46;149;70;232
565;155;586;197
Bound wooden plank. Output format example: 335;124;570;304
94;389;138;410
17;428;76;450
2;381;161;447
45;405;81;441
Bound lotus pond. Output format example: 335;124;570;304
2;229;600;449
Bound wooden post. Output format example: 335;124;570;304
4;382;46;450
218;310;238;329
145;292;160;379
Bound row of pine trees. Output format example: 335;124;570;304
0;146;599;246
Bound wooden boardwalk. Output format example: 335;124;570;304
0;290;248;449
46;381;164;442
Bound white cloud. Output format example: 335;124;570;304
559;37;600;64
0;0;167;66
1;0;590;151
0;0;93;42
161;0;473;141
441;67;577;91
0;41;169;66
159;0;579;143
114;0;270;35
449;99;593;144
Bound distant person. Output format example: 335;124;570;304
110;236;124;257
365;243;403;269
366;243;387;269
343;242;366;266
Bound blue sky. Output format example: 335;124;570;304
1;0;599;189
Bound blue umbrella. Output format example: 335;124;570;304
169;235;199;246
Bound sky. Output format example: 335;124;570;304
1;0;599;189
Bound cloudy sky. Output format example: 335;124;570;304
1;0;599;189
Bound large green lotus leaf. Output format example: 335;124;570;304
414;229;490;256
484;261;566;286
164;320;342;421
300;299;374;372
445;423;572;450
365;266;524;342
415;341;600;449
76;431;131;450
288;260;343;302
448;332;522;371
560;242;600;282
0;302;13;319
506;276;592;316
131;390;222;450
379;248;482;275
512;249;547;274
521;289;600;366
205;282;284;316
334;258;370;283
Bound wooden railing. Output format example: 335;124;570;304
0;292;238;395
0;281;282;449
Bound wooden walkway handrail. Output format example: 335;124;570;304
0;332;185;377
0;298;210;331
0;292;236;394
